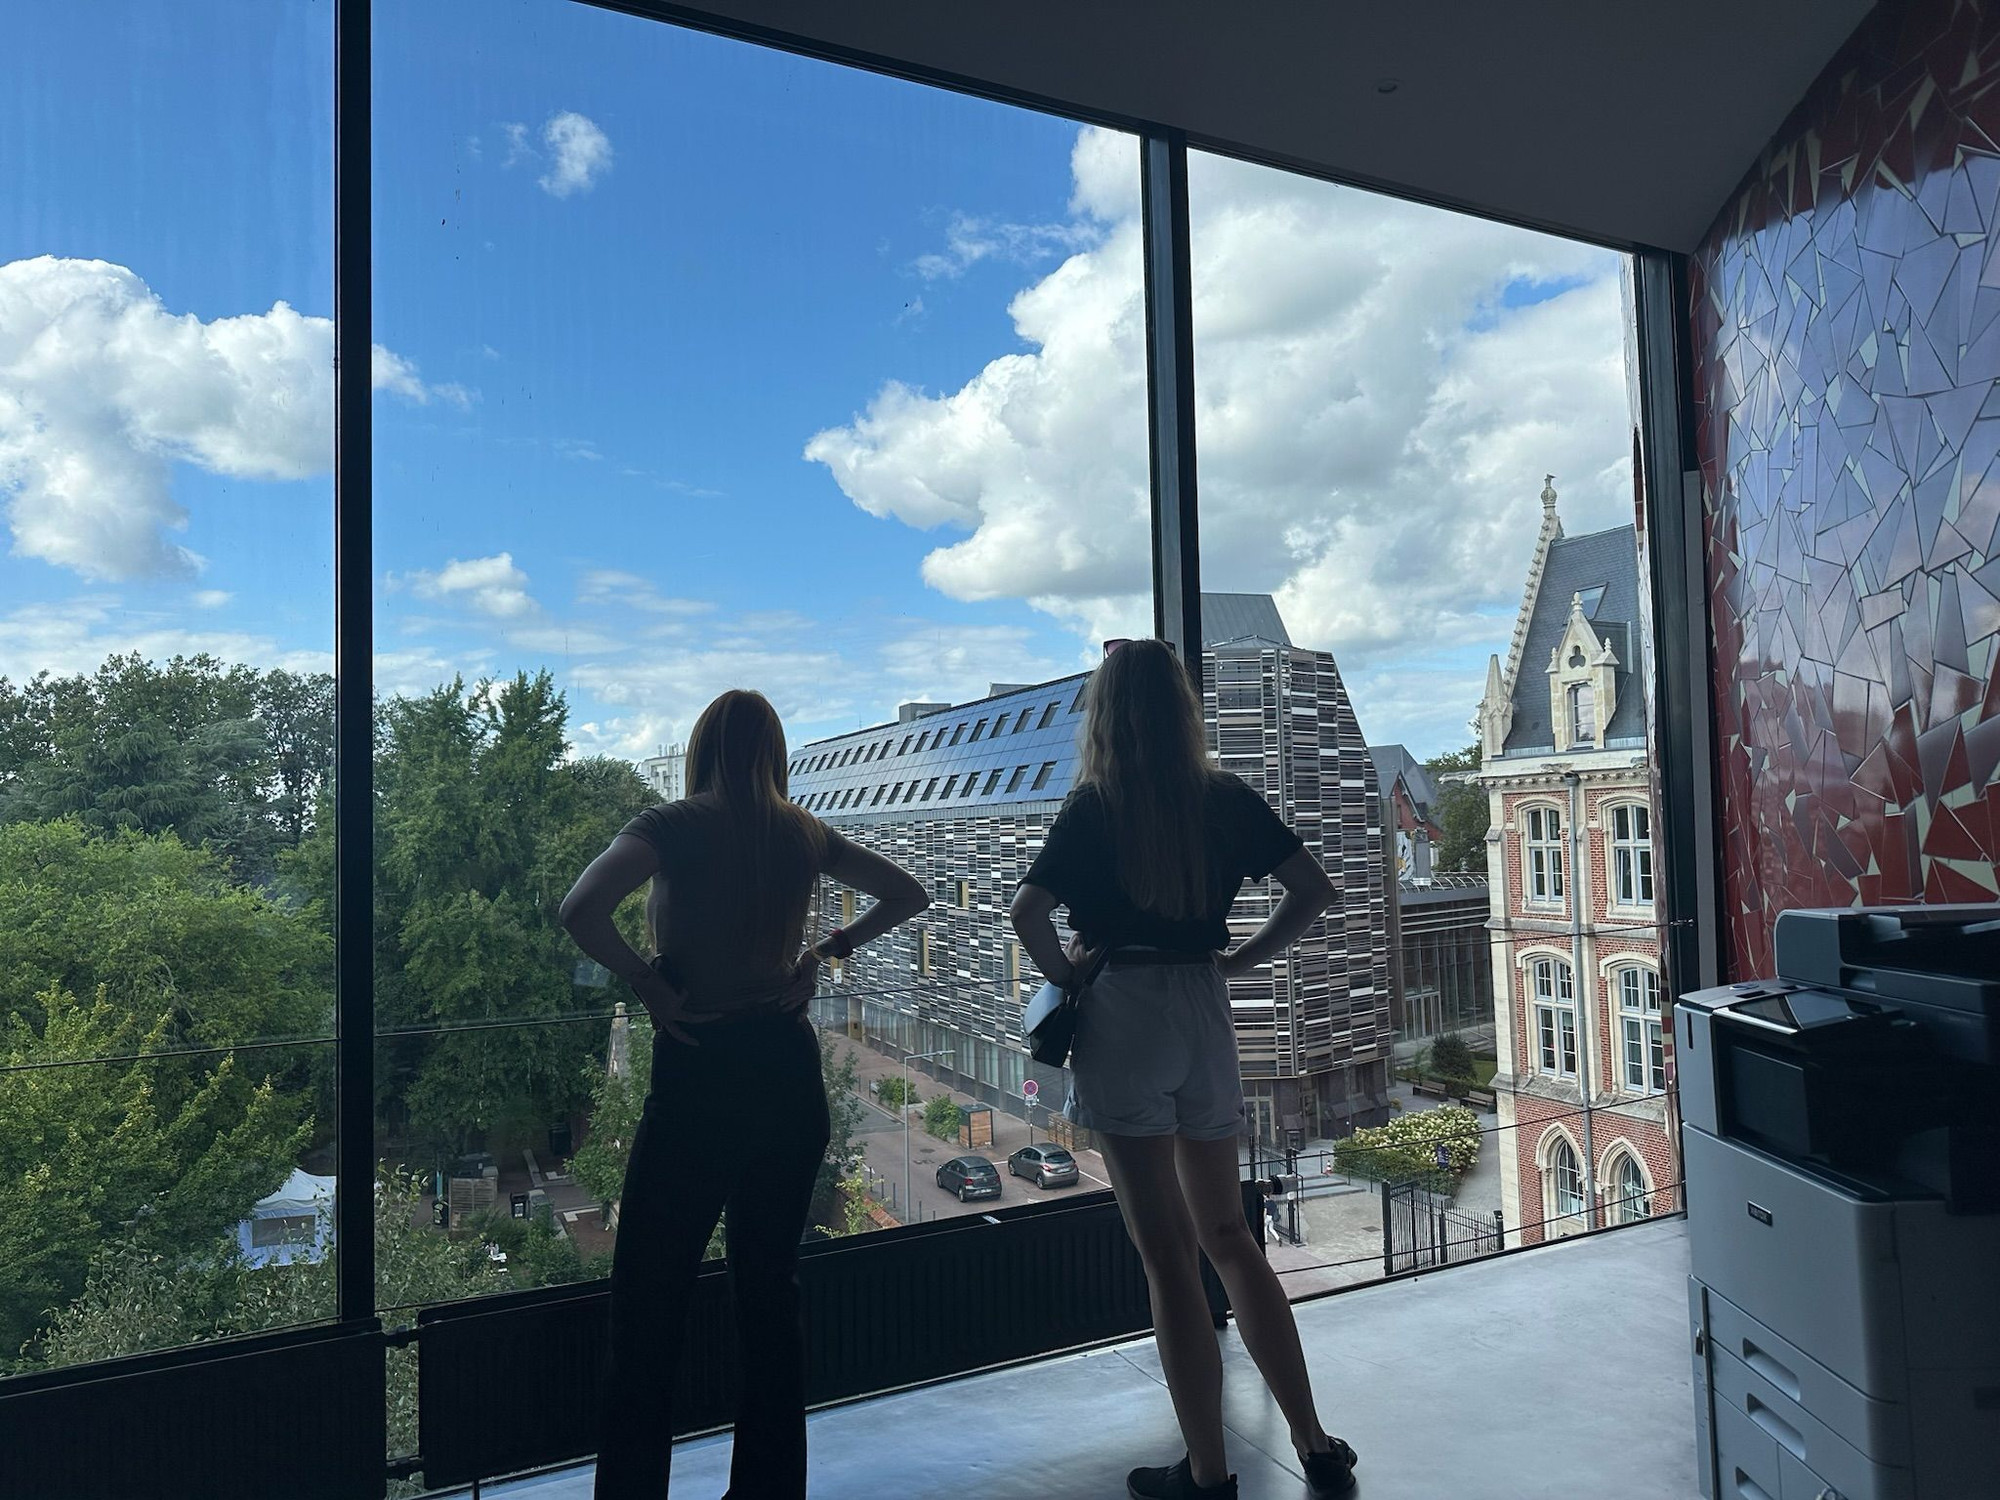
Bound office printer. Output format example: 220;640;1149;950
1681;906;2000;1500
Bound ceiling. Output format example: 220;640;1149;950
602;0;1874;251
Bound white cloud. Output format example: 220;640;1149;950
191;589;233;609
538;112;612;199
501;122;532;168
575;570;712;616
911;212;1101;282
371;345;475;409
404;552;538;619
0;256;455;582
0;594;330;685
806;129;1635;750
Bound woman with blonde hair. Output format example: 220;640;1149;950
561;688;928;1499
1010;639;1358;1500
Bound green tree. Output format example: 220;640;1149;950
0;820;332;1047
1;986;313;1366
0;654;333;884
0;820;333;1363
363;673;656;1162
1425;743;1490;875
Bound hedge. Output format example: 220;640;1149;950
1332;1104;1482;1189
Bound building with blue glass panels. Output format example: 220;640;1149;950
792;596;1393;1144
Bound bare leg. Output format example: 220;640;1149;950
1098;1131;1232;1488
1174;1133;1333;1458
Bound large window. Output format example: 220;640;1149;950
1532;958;1578;1078
1523;805;1566;904
1611;802;1654;907
367;0;1145;1378
0;0;337;1374
3;0;1682;1475
1548;1136;1586;1222
1612;1150;1652;1225
1618;965;1665;1093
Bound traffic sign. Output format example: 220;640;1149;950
1022;1078;1040;1101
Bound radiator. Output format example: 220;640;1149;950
0;1320;383;1500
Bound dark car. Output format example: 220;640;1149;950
1007;1144;1081;1189
936;1155;1003;1203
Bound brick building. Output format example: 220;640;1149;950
1476;480;1677;1246
787;596;1393;1144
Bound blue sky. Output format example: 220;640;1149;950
1;0;1635;761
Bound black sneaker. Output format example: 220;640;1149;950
1301;1437;1359;1497
1126;1455;1238;1500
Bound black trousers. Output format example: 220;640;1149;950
595;1010;831;1500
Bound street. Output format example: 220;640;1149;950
827;1033;1115;1225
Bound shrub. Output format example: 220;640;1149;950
923;1096;963;1141
1331;1104;1482;1190
876;1076;917;1110
1431;1032;1474;1080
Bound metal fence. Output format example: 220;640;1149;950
1381;1179;1503;1275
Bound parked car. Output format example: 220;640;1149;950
1007;1144;1081;1189
936;1155;1002;1203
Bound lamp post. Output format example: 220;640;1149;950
903;1047;955;1219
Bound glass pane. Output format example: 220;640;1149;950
1185;146;1678;1288
369;0;1148;1377
1;0;334;1369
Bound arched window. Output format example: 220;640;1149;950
1613;1151;1652;1225
1531;957;1577;1077
1617;966;1665;1092
1522;805;1564;904
1548;1136;1584;1222
1610;802;1653;906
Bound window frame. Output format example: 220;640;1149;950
1529;956;1576;1078
1548;1136;1585;1222
1569;681;1596;744
1609;801;1654;908
1617;964;1665;1092
1611;1149;1652;1224
99;0;1697;1434
1520;803;1566;906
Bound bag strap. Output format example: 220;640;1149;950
1066;944;1111;1001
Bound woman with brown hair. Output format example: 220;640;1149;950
561;688;927;1499
1010;640;1358;1500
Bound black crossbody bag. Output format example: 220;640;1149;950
1021;944;1112;1068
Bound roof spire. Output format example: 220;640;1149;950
1542;474;1558;509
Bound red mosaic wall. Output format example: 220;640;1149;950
1693;0;2000;977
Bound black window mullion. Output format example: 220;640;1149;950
333;0;375;1325
1140;131;1202;685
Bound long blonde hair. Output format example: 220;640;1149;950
682;689;825;965
1075;639;1219;919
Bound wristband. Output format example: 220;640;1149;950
819;927;854;961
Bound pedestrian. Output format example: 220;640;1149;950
1009;639;1359;1500
561;688;928;1500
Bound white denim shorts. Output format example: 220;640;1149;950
1065;956;1244;1141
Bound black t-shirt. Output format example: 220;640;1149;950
1022;775;1304;953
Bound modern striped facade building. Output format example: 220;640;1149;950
790;596;1394;1144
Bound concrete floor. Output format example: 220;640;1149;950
489;1217;1696;1500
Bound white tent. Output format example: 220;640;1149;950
236;1168;334;1269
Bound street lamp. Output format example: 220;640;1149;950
903;1046;955;1219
